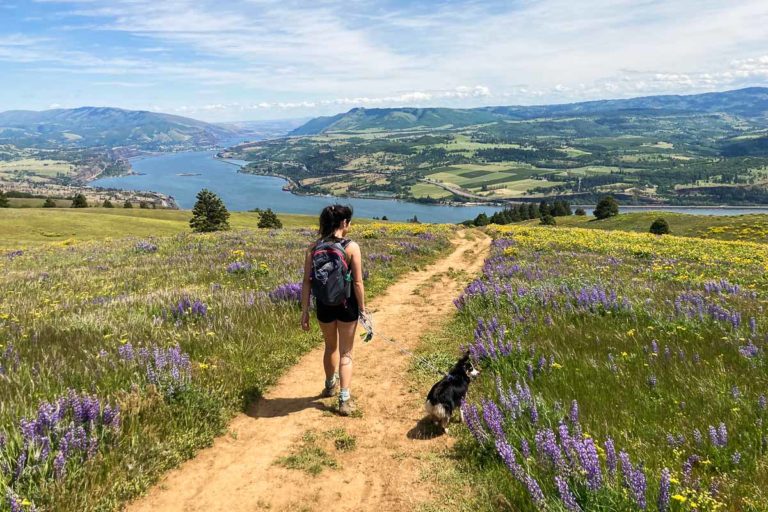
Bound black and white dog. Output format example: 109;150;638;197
424;353;480;429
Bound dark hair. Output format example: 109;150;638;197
319;204;353;238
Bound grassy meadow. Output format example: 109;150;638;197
0;218;453;511
0;209;381;248
421;225;768;511
533;212;768;244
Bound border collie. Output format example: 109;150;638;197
424;353;480;429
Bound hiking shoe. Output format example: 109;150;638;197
338;398;357;416
321;381;338;398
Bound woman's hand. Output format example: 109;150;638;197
301;310;310;331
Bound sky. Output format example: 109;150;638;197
1;0;767;122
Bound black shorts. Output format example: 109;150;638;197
316;295;359;323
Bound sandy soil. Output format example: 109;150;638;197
126;230;491;512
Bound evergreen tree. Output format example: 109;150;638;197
258;208;283;229
649;218;671;235
564;201;573;215
575;207;587;216
123;200;133;208
0;190;9;208
473;212;490;226
517;204;528;221
539;200;550;217
102;199;114;208
71;193;88;208
139;202;150;209
528;203;539;219
190;189;230;232
381;215;388;221
42;197;57;208
593;195;620;219
552;200;568;216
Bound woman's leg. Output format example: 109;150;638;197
337;320;357;393
319;320;339;382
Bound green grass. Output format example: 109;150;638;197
525;212;768;244
0;209;378;249
0;221;453;510
276;431;339;476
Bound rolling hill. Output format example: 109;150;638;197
0;106;238;150
291;87;768;135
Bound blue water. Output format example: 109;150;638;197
91;150;768;222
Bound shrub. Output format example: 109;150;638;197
649;217;671;235
540;214;556;226
123;200;133;208
102;199;114;208
189;189;230;233
43;198;57;208
575;207;586;216
593;195;619;219
70;193;88;208
0;190;9;208
257;208;283;229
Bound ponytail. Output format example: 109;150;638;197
319;204;353;238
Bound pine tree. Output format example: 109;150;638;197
0;190;9;208
42;197;57;208
528;203;539;219
71;193;88;208
539;200;550;217
190;189;230;232
594;195;620;220
258;208;283;229
473;212;490;226
102;199;114;208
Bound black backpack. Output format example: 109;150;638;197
311;238;352;306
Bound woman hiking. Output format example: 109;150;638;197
301;205;366;416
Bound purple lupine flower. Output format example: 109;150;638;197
578;437;603;490
523;476;546;507
555;475;582;511
526;363;534;381
269;282;302;302
529;400;539;424
619;451;647;509
731;386;741;400
682;455;699;484
732;451;741;465
7;490;22;512
717;423;728;447
535;428;566;472
460;401;488;443
226;261;252;273
134;240;158;253
520;438;530;458
658;468;671;512
495;437;523;480
647;375;657;389
481;399;505;440
759;395;767;411
693;429;703;445
605;437;617;475
53;450;66;479
118;342;135;361
750;317;758;334
739;342;760;358
569;400;579;424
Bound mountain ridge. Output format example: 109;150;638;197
0;106;237;150
290;87;768;135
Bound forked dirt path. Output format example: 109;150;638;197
127;230;491;512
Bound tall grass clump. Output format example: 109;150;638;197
0;222;452;511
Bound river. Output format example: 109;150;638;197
91;150;768;223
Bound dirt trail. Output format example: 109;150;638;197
127;230;491;512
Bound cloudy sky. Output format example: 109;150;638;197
1;0;767;121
